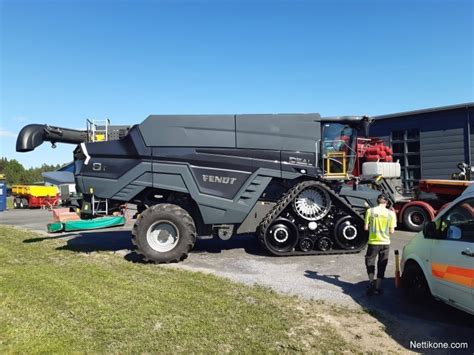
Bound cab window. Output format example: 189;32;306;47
440;198;474;243
322;123;356;175
322;123;354;153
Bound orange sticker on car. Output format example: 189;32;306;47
432;263;474;288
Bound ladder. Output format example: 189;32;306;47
87;118;110;142
92;194;109;215
86;118;111;215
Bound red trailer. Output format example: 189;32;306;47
12;185;60;209
395;179;472;232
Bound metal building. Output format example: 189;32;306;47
370;103;474;189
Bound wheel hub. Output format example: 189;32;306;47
146;220;180;253
410;212;424;225
274;227;289;243
342;225;357;240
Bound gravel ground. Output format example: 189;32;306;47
1;207;473;353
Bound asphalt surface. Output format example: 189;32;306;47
1;207;473;353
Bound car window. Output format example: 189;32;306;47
442;198;474;243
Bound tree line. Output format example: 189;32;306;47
0;157;63;186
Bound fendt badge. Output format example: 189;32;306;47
202;175;237;184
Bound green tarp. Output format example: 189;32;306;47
47;221;64;233
47;216;126;233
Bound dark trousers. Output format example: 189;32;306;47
365;244;390;279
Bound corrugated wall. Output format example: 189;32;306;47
420;127;464;179
469;107;474;165
372;106;472;182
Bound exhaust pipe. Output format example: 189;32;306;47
16;124;88;152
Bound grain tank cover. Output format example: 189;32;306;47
138;115;236;148
235;113;321;151
138;113;322;151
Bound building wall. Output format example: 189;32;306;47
371;105;473;187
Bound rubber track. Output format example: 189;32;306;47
258;180;366;256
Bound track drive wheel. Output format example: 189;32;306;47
132;203;196;263
293;186;331;221
263;218;298;254
333;216;367;250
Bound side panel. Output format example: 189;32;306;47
190;166;252;199
151;162;276;224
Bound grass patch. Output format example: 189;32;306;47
0;225;359;353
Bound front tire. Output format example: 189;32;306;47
402;261;430;302
132;203;196;263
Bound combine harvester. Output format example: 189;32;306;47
16;113;408;263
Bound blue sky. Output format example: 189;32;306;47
1;0;473;168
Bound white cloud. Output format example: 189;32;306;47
0;129;17;138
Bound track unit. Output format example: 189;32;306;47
259;181;368;256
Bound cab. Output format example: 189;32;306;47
401;184;474;315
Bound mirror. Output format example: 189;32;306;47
447;225;462;240
423;221;438;239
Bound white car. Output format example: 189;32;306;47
401;184;474;315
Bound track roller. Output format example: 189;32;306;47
316;236;332;251
264;218;298;254
299;237;314;252
333;216;367;250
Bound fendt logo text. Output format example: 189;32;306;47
202;175;237;184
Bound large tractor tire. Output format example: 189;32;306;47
132;203;196;263
403;206;429;232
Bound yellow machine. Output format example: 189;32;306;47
12;185;60;209
12;185;59;197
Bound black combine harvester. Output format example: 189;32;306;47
17;114;399;263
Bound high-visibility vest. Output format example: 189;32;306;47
364;206;396;245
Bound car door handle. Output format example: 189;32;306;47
461;249;474;257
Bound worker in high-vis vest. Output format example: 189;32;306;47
364;194;396;296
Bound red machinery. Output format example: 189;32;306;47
395;179;471;232
354;138;471;232
353;138;394;177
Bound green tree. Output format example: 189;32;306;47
3;159;27;185
0;157;68;186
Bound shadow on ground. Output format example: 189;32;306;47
304;271;474;354
192;234;268;256
23;230;268;263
